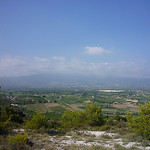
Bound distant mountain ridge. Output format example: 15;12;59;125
0;74;150;90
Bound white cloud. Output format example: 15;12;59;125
0;56;149;78
34;57;50;62
51;56;66;61
85;46;111;55
0;56;28;76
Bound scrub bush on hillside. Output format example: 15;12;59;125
61;102;104;129
126;102;150;139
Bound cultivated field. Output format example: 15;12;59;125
3;88;150;117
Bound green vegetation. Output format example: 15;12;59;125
26;111;48;129
43;113;62;118
0;105;25;124
8;133;28;145
126;102;150;139
49;106;66;113
0;105;25;134
1;88;150;149
61;110;84;129
61;102;104;129
0;117;11;134
85;102;103;126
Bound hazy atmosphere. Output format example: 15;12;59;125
0;0;150;78
1;1;150;149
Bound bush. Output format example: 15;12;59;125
85;102;104;126
61;110;85;129
47;120;61;129
98;125;108;131
61;102;104;129
0;105;25;124
0;117;11;134
126;102;150;139
26;111;48;129
8;133;28;145
0;105;25;134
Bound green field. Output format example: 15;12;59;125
2;89;150;117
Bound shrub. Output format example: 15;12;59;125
61;102;104;129
0;117;11;134
8;133;28;145
61;110;85;129
0;105;25;124
126;102;150;139
85;102;104;126
47;120;61;129
98;125;108;131
26;110;47;129
0;105;25;134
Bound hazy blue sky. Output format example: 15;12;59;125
0;0;150;78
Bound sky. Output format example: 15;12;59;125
0;0;150;78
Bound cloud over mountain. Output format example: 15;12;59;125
0;55;149;78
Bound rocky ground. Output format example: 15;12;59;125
26;130;150;150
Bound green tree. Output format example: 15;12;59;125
0;117;11;134
26;110;47;129
61;110;85;129
0;105;25;124
61;102;104;129
0;105;25;134
61;110;76;129
126;102;150;139
85;102;103;126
